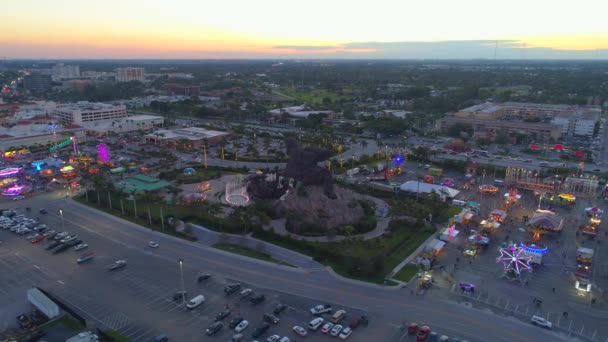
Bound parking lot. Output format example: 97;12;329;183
0;203;374;342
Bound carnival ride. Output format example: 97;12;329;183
497;244;532;281
0;167;23;178
50;136;78;154
2;183;32;196
527;211;563;240
479;184;499;194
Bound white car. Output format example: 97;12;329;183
531;315;552;329
235;320;249;333
12;196;25;201
330;324;343;336
321;322;334;334
310;304;332;315
279;337;290;342
74;244;88;251
148;241;159;248
338;327;352;339
266;335;280;342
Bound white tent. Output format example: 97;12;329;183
399;181;460;198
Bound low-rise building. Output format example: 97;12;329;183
54;102;127;125
81;114;164;135
144;127;229;149
162;83;200;96
23;73;52;92
437;116;562;142
115;67;145;82
269;105;332;118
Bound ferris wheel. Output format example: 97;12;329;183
497;244;532;279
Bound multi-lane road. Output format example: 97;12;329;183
0;193;578;341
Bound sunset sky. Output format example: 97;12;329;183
1;0;607;59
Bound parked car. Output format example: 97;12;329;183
530;315;552;329
186;294;205;309
39;209;48;214
408;323;419;334
338;327;352;339
205;322;222;336
77;252;94;264
266;335;280;342
273;303;287;315
321;322;334;333
292;326;307;337
229;316;244;328
107;259;127;271
215;309;231;321
251;323;270;338
310;304;332;315
332;310;346;323
74;243;88;251
250;294;265;305
197;273;211;282
148;241;159;248
235;320;249;333
224;283;241;295
417;326;431;340
263;313;280;324
239;288;253;298
330;324;343;336
308;317;324;331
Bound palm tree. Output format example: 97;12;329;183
130;189;138;219
92;175;106;206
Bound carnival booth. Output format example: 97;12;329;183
479;219;501;232
503;189;521;209
467;232;490;245
424;239;446;256
453;209;474;224
59;165;77;179
439;224;460;242
466;201;480;214
490;210;508;223
520;241;547;266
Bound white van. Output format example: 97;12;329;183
452;200;466;207
308;317;324;331
186;295;205;310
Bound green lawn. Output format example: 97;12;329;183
213;243;295;267
253;220;435;285
277;87;351;105
38;315;83;331
106;330;134;342
393;264;419;283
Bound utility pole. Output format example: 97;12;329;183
179;259;186;306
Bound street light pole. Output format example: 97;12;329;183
178;259;186;306
59;209;64;230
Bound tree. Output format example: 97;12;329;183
92;175;106;206
446;123;474;140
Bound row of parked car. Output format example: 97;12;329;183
0;209;93;262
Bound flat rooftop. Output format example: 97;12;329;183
115;174;171;192
55;102;124;112
146;127;228;141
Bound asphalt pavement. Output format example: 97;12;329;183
0;192;579;342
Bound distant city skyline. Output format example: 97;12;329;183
2;0;607;59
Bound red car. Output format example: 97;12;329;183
416;326;431;341
408;323;419;334
31;236;45;244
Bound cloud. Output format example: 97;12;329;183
340;40;608;59
272;45;339;51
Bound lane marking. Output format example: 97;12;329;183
33;265;40;270
57;280;65;285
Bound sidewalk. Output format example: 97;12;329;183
189;223;323;270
